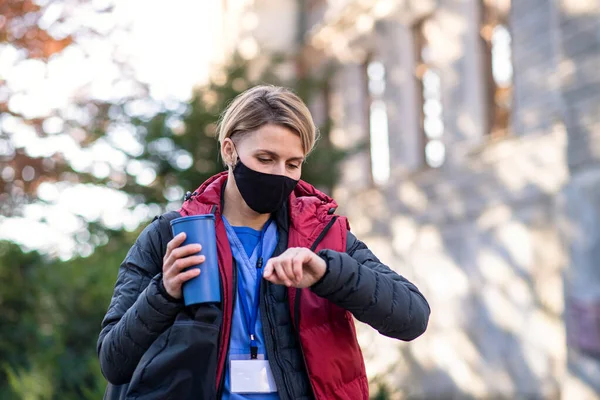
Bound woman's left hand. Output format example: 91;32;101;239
263;247;327;288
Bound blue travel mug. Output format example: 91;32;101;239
170;214;221;306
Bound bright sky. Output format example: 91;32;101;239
118;0;223;101
0;0;223;259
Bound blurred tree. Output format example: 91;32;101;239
2;37;348;228
371;385;392;400
0;0;144;217
0;1;72;58
0;241;45;399
1;0;70;212
117;54;347;211
0;228;136;399
35;228;134;399
0;5;352;397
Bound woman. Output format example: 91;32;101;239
98;85;430;400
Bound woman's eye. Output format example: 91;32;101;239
257;158;272;163
287;164;300;170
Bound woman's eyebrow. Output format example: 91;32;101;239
255;149;304;162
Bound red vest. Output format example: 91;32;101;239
180;173;368;399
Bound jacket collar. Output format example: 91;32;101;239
179;172;227;217
179;173;339;231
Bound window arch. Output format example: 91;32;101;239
481;0;513;137
413;17;445;168
364;57;391;185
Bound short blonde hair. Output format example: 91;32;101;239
218;85;318;157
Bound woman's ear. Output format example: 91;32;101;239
221;138;236;167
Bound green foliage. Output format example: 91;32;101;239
0;242;45;399
370;381;392;400
0;230;136;399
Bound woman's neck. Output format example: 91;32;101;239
222;174;270;230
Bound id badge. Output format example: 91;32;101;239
230;359;277;393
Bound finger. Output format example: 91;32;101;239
281;256;297;285
264;260;285;285
263;259;274;278
273;259;292;287
264;269;285;285
165;244;202;274
263;272;280;284
292;253;304;283
171;243;202;260
176;268;201;285
293;248;309;281
163;233;189;267
166;232;186;256
171;255;205;275
165;254;203;278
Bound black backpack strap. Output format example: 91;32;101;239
153;211;182;257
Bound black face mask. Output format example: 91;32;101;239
232;159;299;214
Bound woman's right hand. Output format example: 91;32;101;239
162;232;205;299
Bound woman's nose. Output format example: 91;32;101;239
273;162;286;176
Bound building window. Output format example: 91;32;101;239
481;0;512;137
366;60;390;185
414;18;445;168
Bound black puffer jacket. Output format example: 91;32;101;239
97;209;430;399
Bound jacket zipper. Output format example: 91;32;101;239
293;289;313;397
216;256;237;398
262;279;295;399
295;216;339;399
213;203;232;398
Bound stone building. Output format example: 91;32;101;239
218;0;600;398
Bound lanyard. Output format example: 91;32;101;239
235;219;271;360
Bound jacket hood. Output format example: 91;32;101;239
179;172;227;217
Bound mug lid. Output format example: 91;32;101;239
170;214;215;226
